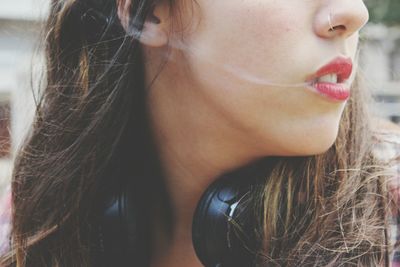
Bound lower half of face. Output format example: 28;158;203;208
171;62;349;157
164;0;363;157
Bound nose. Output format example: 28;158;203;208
314;0;370;39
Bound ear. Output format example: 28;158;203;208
117;0;169;47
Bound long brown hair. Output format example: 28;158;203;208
0;0;394;266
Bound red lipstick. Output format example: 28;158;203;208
307;57;353;102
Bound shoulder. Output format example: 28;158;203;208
372;120;400;264
371;119;400;162
371;119;400;203
372;118;400;139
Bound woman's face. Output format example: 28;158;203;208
152;0;369;157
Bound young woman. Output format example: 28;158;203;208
0;0;400;266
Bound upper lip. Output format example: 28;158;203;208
307;57;353;83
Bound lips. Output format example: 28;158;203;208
307;57;353;101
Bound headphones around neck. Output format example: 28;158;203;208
91;177;152;266
192;165;264;267
91;159;267;267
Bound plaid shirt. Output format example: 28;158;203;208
0;185;10;256
373;131;400;266
0;132;399;264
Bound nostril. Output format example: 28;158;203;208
329;25;346;32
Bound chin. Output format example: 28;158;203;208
293;132;339;156
273;128;339;157
303;142;335;156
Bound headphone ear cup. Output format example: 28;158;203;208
192;167;263;267
91;182;151;266
192;176;235;267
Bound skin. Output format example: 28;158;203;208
117;0;369;266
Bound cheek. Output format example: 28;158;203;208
217;7;305;70
347;34;360;57
182;2;311;89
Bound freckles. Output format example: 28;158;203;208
284;27;292;33
254;13;301;40
277;18;301;35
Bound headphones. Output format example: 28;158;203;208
90;173;152;266
91;158;268;267
192;164;264;267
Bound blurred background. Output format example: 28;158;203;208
0;0;398;191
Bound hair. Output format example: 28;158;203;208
0;0;395;266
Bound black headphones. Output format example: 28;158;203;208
192;164;264;267
91;178;151;266
91;158;269;267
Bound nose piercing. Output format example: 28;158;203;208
328;13;335;31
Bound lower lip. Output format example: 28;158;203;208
311;82;350;101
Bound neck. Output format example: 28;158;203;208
146;80;261;267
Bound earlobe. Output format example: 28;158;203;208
139;20;169;47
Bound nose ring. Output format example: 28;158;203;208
328;13;335;31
